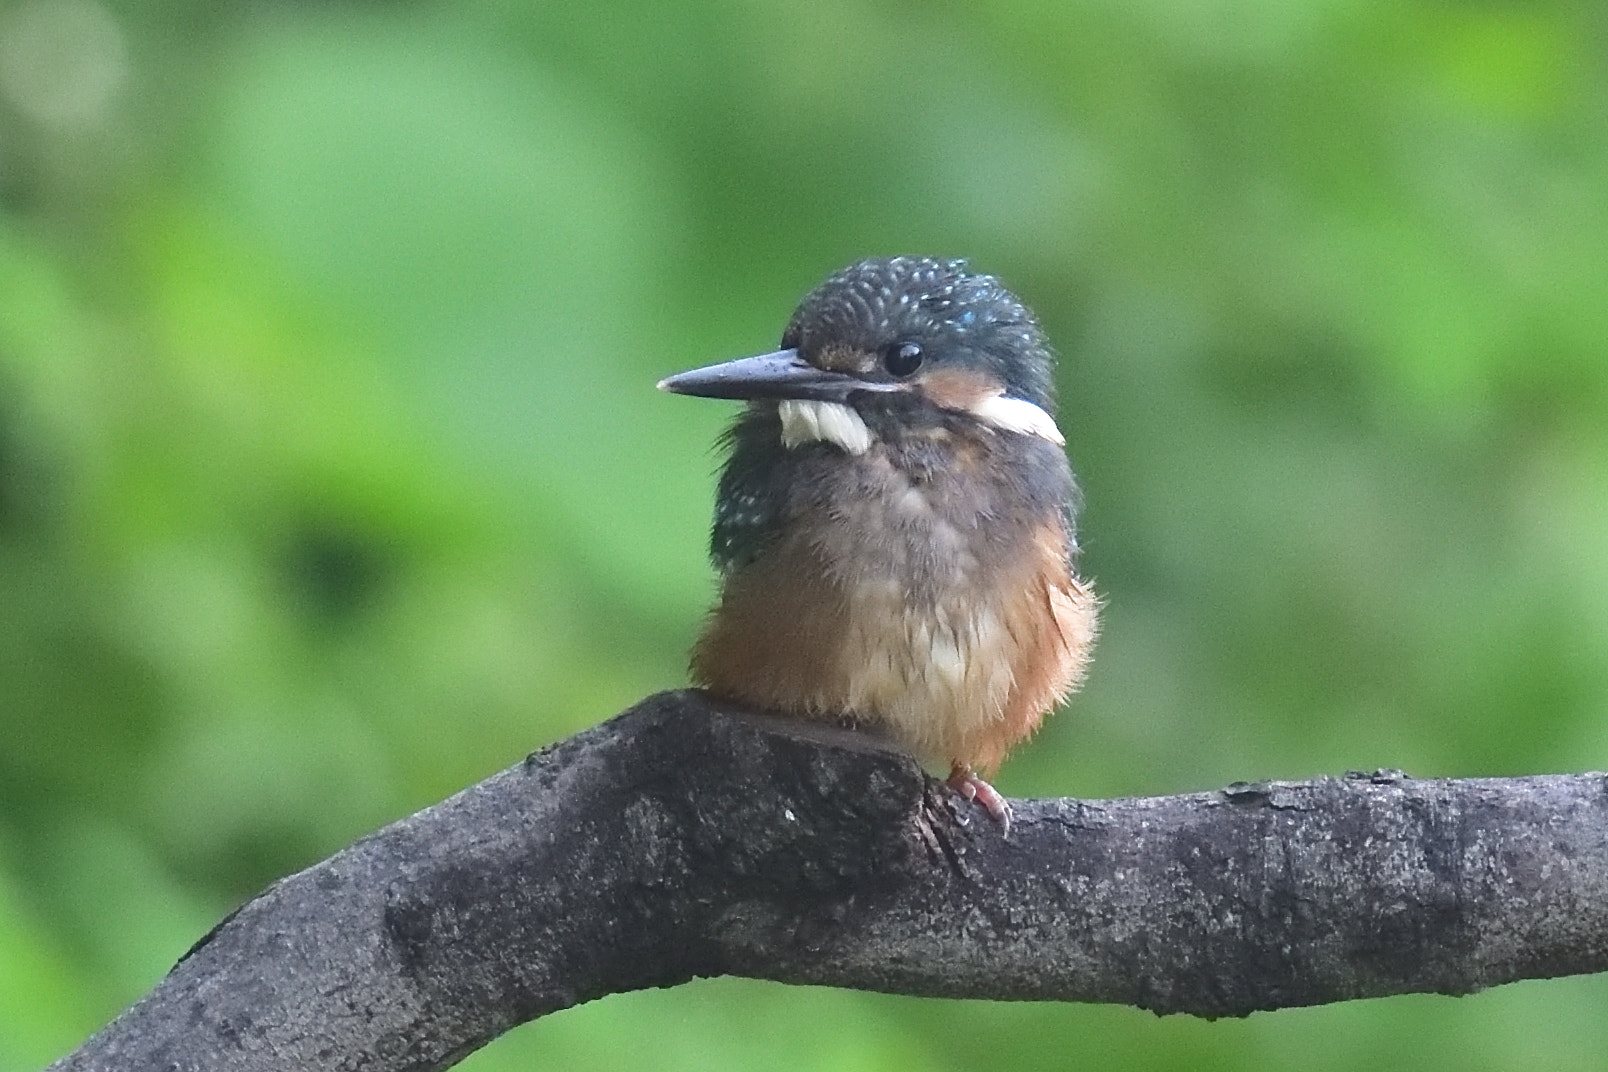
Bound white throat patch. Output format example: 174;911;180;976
969;395;1065;446
778;400;874;455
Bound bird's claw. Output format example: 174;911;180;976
946;765;1012;837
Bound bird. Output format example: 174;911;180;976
658;256;1097;831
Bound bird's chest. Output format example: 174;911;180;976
784;440;1038;746
803;442;1004;600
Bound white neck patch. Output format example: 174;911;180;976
968;394;1065;446
778;400;873;455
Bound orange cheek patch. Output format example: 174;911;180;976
918;368;997;412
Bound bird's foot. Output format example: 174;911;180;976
946;764;1012;837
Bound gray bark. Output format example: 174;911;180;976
49;690;1608;1071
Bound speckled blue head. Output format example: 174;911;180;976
781;256;1057;413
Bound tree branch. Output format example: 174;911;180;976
50;690;1608;1071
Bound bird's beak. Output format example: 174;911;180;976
657;348;897;403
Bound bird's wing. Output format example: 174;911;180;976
709;409;791;572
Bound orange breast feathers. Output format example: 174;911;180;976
691;504;1098;776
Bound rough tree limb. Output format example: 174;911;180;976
50;689;1608;1071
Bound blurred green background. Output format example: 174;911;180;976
4;0;1608;1068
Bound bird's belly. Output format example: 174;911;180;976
834;573;1024;765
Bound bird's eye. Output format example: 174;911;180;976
884;342;925;377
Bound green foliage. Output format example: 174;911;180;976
3;0;1606;1068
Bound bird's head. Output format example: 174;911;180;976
658;257;1063;454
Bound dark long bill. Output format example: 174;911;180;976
657;348;896;403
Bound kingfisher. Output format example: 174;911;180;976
659;256;1097;831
